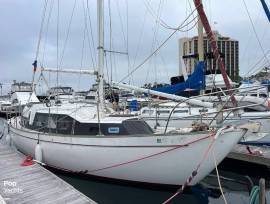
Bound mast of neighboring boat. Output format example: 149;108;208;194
193;0;238;109
97;0;105;115
198;17;204;62
198;15;204;96
0;83;2;96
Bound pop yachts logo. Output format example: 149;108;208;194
2;180;23;195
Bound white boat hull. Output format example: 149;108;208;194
10;123;245;186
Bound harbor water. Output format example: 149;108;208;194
1;118;269;204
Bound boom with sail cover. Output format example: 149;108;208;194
154;61;205;94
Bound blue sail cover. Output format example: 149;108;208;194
261;79;270;85
153;61;205;94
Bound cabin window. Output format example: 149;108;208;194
199;109;208;113
57;121;70;130
12;99;18;104
173;110;189;114
86;96;96;100
157;110;170;114
108;127;120;134
142;109;154;114
47;117;56;129
89;126;99;134
123;119;153;134
259;94;267;98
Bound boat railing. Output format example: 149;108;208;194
138;85;269;133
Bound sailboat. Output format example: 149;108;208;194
9;0;247;186
0;81;39;118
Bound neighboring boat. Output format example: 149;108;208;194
9;0;248;187
153;44;270;112
139;102;269;144
0;81;39;117
0;95;12;118
46;86;74;101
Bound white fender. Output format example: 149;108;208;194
5;134;11;146
35;144;43;163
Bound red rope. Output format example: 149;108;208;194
21;155;34;166
87;134;214;173
162;133;216;204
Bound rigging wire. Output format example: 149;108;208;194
108;0;113;83
115;0;133;83
242;5;270;77
118;6;199;83
31;0;49;96
145;0;164;85
144;0;197;31
106;0;117;103
106;0;118;81
82;0;96;68
56;0;60;90
41;0;54;67
115;0;128;51
244;49;270;77
59;0;77;69
86;0;97;67
131;8;148;70
187;0;198;30
242;0;270;69
78;19;87;91
125;0;133;84
35;0;49;62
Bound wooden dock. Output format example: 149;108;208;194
228;144;270;166
0;143;96;204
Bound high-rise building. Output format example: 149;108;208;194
178;31;239;81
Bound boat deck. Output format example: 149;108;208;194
0;143;96;204
227;144;270;166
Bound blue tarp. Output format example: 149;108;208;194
153;61;205;94
128;100;139;111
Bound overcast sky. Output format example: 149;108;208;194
0;0;269;94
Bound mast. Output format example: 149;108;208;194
198;16;204;95
193;0;237;108
97;0;105;114
197;17;204;62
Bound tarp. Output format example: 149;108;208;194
153;61;205;94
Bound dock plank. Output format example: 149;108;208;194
0;143;96;204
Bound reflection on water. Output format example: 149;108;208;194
0;118;269;204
